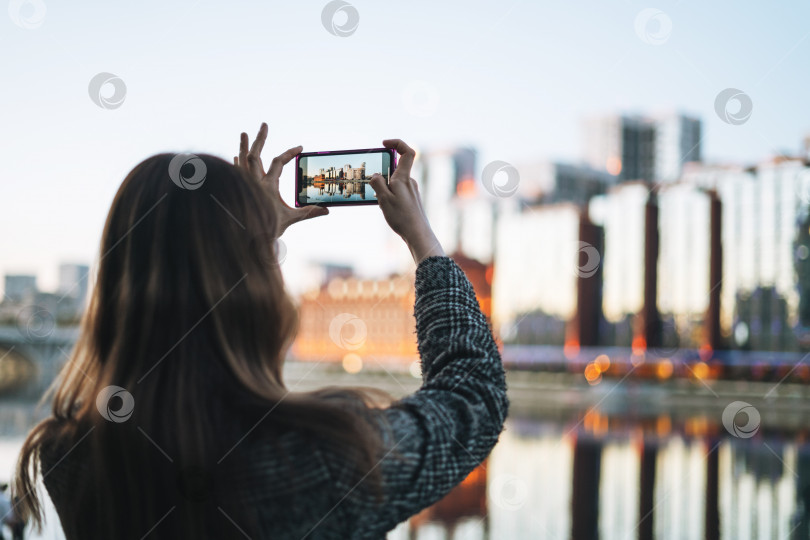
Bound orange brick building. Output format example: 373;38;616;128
290;252;494;369
291;273;419;368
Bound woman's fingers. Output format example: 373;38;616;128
236;123;304;210
250;123;268;158
382;139;416;176
267;146;303;180
245;126;267;180
238;132;249;168
369;173;391;199
278;205;329;237
301;205;329;220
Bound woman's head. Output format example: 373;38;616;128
89;153;296;396
14;152;390;538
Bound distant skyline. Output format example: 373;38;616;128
2;1;809;293
300;151;385;178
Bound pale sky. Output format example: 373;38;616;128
2;0;809;294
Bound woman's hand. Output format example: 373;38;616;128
369;139;445;264
234;123;328;238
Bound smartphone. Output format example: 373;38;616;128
295;148;396;207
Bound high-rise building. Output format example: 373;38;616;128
682;156;810;351
588;182;649;322
3;274;37;303
654;112;702;183
583;112;701;184
653;183;713;349
511;160;615;205
416;149;460;254
452;148;477;196
583;114;654;182
657;183;711;323
492;202;581;334
417;147;496;262
57;263;90;303
418;147;477;206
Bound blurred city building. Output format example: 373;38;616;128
681;155;810;351
291;253;493;370
0;274;39;326
492;203;580;340
653;112;704;183
289;118;810;365
3;275;37;303
416;147;496;263
584;114;655;182
494;119;810;354
655;182;712;350
508;161;615;206
583;112;701;183
57;263;90;301
589;182;649;322
321;263;354;283
56;263;90;320
1;263;89;325
291;274;417;369
733;287;793;351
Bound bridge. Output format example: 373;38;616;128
0;325;78;436
0;325;79;398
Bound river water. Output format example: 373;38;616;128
1;379;808;539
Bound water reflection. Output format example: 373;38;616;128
1;408;808;539
301;178;376;203
394;414;810;540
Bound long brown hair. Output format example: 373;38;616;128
13;153;392;538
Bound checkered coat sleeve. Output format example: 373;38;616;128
324;255;510;538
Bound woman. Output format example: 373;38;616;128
12;124;509;539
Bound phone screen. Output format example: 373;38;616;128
296;148;394;207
